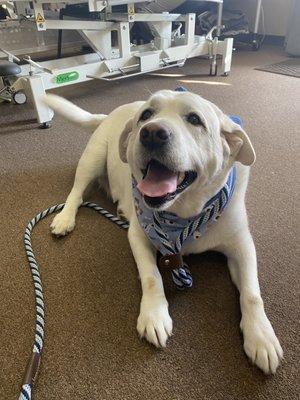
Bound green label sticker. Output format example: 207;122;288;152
55;71;79;84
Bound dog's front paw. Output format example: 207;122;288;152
137;295;173;348
241;313;283;374
50;211;75;236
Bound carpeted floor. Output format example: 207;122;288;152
1;45;299;400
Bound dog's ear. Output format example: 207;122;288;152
119;118;133;163
220;115;256;166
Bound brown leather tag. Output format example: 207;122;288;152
158;253;183;269
24;352;41;385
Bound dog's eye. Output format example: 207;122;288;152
140;109;153;121
186;113;203;126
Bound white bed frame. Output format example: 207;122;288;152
0;0;233;127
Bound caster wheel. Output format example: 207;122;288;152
39;121;52;129
252;40;260;51
223;72;229;76
13;90;27;105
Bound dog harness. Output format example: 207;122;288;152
132;166;237;289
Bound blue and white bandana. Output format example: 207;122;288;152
132;166;237;289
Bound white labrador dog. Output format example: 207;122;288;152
44;90;283;374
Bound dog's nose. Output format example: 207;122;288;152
140;123;171;150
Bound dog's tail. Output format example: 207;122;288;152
43;93;107;130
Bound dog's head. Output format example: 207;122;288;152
119;90;255;211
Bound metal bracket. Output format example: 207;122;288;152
205;25;225;42
0;48;21;63
23;56;54;75
87;60;186;81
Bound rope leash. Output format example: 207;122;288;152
19;202;128;400
21;194;202;398
20;201;191;399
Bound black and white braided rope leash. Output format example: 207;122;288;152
19;202;128;400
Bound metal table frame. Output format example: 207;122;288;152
1;0;233;126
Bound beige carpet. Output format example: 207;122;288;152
0;45;299;400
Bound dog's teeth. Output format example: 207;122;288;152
178;172;185;185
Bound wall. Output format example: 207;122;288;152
227;0;295;36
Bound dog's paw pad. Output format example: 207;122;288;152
137;300;173;348
50;212;75;236
242;316;283;374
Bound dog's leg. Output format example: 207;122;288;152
224;229;283;374
128;214;173;347
51;135;107;236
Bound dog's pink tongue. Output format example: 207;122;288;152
138;161;177;197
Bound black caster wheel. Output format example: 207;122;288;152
252;40;260;51
39;121;52;129
13;90;27;105
223;72;229;76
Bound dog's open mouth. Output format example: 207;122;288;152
137;159;197;208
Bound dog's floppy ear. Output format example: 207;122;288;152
119;118;133;163
220;115;256;166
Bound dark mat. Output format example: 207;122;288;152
255;58;300;77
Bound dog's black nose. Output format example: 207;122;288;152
140;123;171;150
